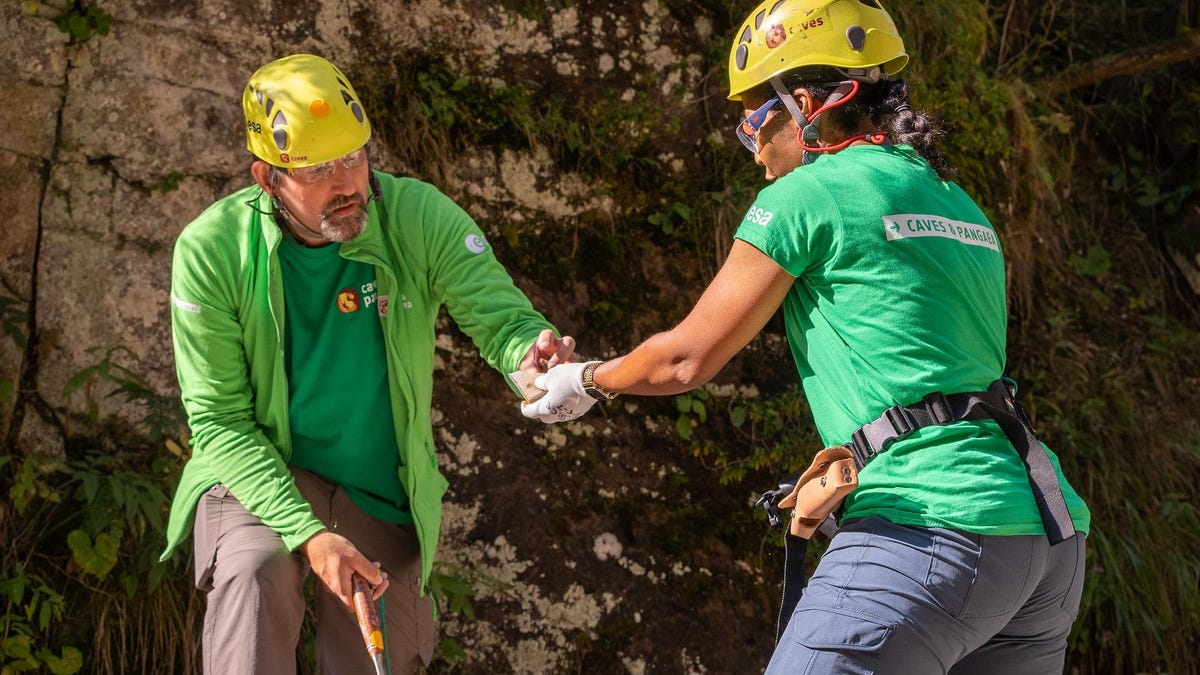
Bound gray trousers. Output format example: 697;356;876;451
766;517;1086;674
193;468;434;675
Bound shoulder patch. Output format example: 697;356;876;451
465;233;489;254
172;295;201;313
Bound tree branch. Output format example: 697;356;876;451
1043;31;1200;94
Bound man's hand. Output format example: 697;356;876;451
299;530;389;607
518;329;577;373
520;361;597;423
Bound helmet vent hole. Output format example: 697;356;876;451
351;102;365;124
740;26;752;44
846;25;866;50
858;0;882;7
754;9;766;29
273;128;288;151
265;98;274;118
271;110;287;129
735;44;749;70
770;0;787;14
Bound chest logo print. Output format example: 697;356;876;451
336;288;361;313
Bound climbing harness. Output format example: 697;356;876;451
845;378;1075;545
757;378;1076;643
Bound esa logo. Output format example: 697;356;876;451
743;207;774;227
246;120;262;134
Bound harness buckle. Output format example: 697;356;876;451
885;405;918;436
850;404;919;467
989;378;1033;428
922;391;953;424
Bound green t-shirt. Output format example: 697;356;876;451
279;235;411;524
735;144;1090;536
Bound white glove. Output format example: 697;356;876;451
520;361;598;423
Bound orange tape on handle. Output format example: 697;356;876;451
352;575;384;656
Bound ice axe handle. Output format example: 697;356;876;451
352;574;387;675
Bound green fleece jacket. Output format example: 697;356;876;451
163;172;553;592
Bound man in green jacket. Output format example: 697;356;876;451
163;53;586;675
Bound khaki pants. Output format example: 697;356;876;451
193;467;434;675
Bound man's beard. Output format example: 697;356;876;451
318;194;368;242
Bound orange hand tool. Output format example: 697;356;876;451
352;574;387;675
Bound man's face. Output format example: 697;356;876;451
265;147;372;243
740;92;806;182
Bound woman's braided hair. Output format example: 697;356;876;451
777;70;957;181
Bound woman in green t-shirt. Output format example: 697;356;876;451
524;0;1089;672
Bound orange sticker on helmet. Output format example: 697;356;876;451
766;24;787;48
336;289;360;313
310;99;330;118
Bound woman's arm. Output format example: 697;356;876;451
596;240;795;395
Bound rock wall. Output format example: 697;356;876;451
0;2;775;672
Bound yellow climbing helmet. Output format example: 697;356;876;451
242;54;372;169
727;0;909;100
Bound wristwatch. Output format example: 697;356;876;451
581;361;618;401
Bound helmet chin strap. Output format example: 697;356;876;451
770;75;811;127
769;77;886;165
270;193;329;243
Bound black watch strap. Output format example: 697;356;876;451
581;361;618;401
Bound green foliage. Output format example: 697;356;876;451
2;350;192;674
1019;300;1200;673
65;529;120;580
152;172;185;195
1104;146;1194;214
1069;245;1112;279
0;296;27;352
0;293;25;432
397;61;671;182
7;453;64;516
426;561;511;664
673;384;820;488
62;346;186;441
672;388;708;441
2;634;81;675
2;447;188;674
20;1;111;42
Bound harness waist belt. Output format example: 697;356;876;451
845;379;1076;544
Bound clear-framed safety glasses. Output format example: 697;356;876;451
287;146;369;184
735;97;782;153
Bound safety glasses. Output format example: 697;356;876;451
287;147;368;184
735;97;781;153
